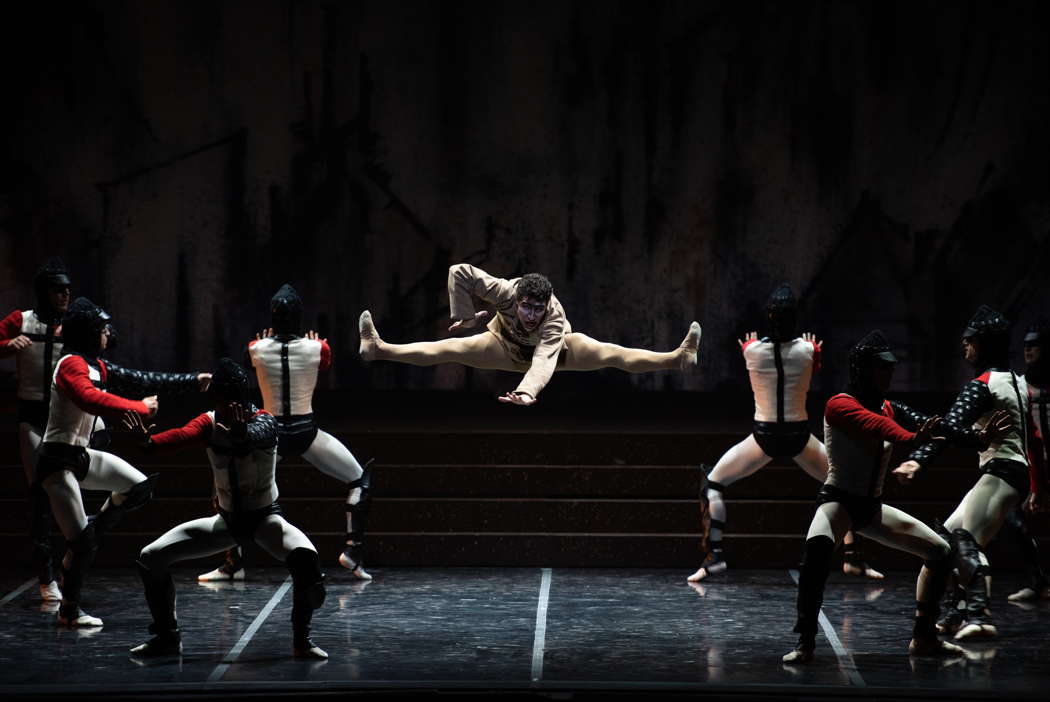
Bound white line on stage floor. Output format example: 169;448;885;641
531;567;553;682
0;578;36;606
788;569;865;687
207;576;292;682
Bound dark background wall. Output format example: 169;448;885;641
2;0;1047;396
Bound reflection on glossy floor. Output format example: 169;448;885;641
2;567;1048;700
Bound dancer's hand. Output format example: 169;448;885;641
197;373;212;391
913;416;945;445
979;410;1012;448
801;332;823;348
306;330;325;341
142;396;159;417
121;410;155;445
5;335;32;351
1025;491;1050;514
216;402;249;438
449;311;489;332
498;391;536;406
892;460;922;484
256;328;273;340
737;331;757;349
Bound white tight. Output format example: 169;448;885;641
943;473;1023;547
297;429;363;483
140;513;315;572
18;422;42;485
41;448;147;540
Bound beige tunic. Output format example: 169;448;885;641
447;264;570;398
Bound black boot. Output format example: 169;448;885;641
286;548;328;659
130;560;181;656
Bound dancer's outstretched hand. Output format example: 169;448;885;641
802;332;823;348
256;328;273;340
306;330;325;341
737;331;757;349
142;396;159;417
892;460;922;484
449;311;489;333
913;416;945;445
121;410;155;445
979;410;1012;447
498;391;536;406
197;373;212;391
216;402;249;438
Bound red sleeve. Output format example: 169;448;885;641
810;340;822;373
0;309;23;341
54;356;151;416
824;394;916;444
975;371;992;384
319;340;332;371
150;413;213;448
248;339;260;349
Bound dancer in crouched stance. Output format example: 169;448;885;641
359;264;701;405
127;359;327;659
199;284;373;583
37;297;206;628
784;331;990;663
689;285;880;582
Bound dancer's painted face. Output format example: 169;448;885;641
961;336;978;363
1025;342;1042;365
516;296;546;331
48;285;71;313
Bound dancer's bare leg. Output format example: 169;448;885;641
794;437;882;579
359;311;520;370
560;324;700;373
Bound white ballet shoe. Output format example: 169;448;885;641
57;607;103;628
843;562;885;580
338;548;373;581
39;581;62;602
293;640;329;660
679;322;702;371
197;566;245;582
782;642;815;664
686;558;727;583
358;310;380;361
1007;585;1050;602
909;637;964;656
954;622;998;640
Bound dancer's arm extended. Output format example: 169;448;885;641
509;316;566;402
448;264;516;325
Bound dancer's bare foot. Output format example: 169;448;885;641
680;322;702;371
358;310;381;361
843;562;885;580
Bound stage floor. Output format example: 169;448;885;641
2;567;1048;700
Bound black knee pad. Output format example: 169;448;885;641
121;474;159;511
952;528;981;581
347;460;374;541
286;548;326;610
707;480;727;494
794;535;836;637
924;537;956;573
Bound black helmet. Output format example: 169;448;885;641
848;329;897;410
32;258;71;323
765;283;798;342
270;284;303;336
61;297;111;357
211;357;251;406
962;305;1010;370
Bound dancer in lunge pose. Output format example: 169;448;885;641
198;284;373;582
896;306;1043;641
784;331;981;664
688;285;880;583
36;297;208;628
1;258;72;601
358;264;701;404
126;358;328;659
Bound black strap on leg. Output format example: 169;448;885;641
346;459;375;543
59;522;98;618
952;528;981;585
91;474;159;541
135;559;177;632
707;480;726;494
794;535;835;641
286;547;326;646
843;534;865;567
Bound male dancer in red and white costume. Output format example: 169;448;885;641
126;358;328;659
359;265;701;405
0;258;72;601
784;330;980;663
896;306;1044;640
688;285;880;582
37;297;208;627
199;284;373;581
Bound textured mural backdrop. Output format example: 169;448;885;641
2;0;1047;394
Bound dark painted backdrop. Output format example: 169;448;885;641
2;0;1047;395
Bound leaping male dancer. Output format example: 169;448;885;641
895;305;1042;641
688;285;881;583
358;264;701;404
36;297;208;627
126;359;328;659
198;284;374;582
0;258;72;601
784;331;985;663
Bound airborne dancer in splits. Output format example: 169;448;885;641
358;264;702;405
688;285;881;583
198;284;374;582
